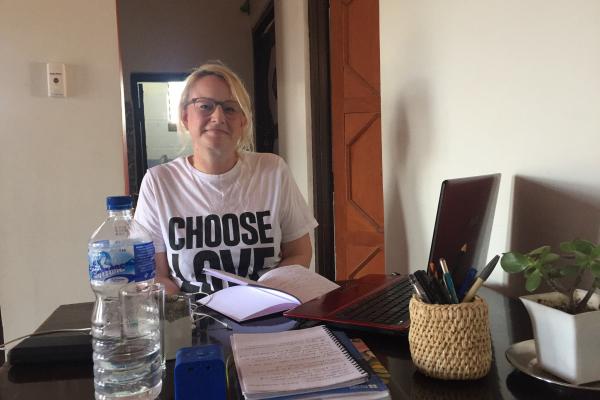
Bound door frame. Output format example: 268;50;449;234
308;0;334;280
252;1;278;154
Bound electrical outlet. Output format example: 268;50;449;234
47;63;67;97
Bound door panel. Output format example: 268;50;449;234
347;245;385;278
331;0;384;280
347;115;384;227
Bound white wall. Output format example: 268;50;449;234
0;0;124;343
380;0;600;293
275;0;313;204
274;0;315;268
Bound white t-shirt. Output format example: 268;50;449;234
134;152;318;292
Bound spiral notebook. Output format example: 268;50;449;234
230;325;373;400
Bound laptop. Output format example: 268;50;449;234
8;303;93;365
284;174;501;334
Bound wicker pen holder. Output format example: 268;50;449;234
408;295;492;380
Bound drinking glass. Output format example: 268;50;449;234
120;282;166;370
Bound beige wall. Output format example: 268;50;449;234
380;0;600;293
0;0;124;343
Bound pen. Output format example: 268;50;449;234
439;258;459;304
414;270;439;304
409;273;431;303
430;276;452;304
457;267;478;301
462;255;500;303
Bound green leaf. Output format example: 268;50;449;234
540;252;560;264
525;270;542;292
560;241;576;253
591;245;600;258
529;246;550;256
570;239;594;255
532;259;553;274
501;252;529;273
573;250;588;263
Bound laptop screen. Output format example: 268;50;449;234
427;174;501;288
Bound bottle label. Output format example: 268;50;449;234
134;242;156;281
89;241;156;284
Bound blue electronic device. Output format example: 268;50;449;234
174;344;226;400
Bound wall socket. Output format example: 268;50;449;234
47;63;67;97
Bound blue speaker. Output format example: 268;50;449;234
174;344;226;400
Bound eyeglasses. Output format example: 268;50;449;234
184;97;243;118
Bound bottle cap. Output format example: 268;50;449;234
106;196;132;211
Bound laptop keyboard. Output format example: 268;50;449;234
334;278;413;326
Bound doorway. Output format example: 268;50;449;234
129;72;189;195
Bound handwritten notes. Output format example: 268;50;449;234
231;326;368;399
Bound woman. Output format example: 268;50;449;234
135;62;318;294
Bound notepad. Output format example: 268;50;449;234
230;326;370;400
198;265;339;322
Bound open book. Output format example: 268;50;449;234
197;265;339;322
230;326;374;400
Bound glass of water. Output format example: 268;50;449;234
118;282;165;399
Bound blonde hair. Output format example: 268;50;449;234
178;61;254;152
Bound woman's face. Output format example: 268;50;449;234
182;75;247;157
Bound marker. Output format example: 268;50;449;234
439;258;459;304
462;255;500;303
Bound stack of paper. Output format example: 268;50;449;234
230;325;390;400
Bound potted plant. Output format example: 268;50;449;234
501;239;600;385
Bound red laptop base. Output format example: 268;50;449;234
284;274;411;334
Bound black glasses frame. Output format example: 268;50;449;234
184;97;242;117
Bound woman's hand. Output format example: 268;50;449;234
279;234;313;268
155;252;181;294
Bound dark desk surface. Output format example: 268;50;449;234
1;287;598;400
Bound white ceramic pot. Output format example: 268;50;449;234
520;289;600;385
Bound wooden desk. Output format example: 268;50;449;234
0;287;597;399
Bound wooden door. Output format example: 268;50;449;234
330;0;384;279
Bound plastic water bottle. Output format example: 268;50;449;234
88;196;162;400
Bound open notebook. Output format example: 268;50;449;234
197;265;340;322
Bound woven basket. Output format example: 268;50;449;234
408;295;492;380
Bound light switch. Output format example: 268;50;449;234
47;63;67;97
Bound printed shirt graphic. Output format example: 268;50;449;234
134;152;318;292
